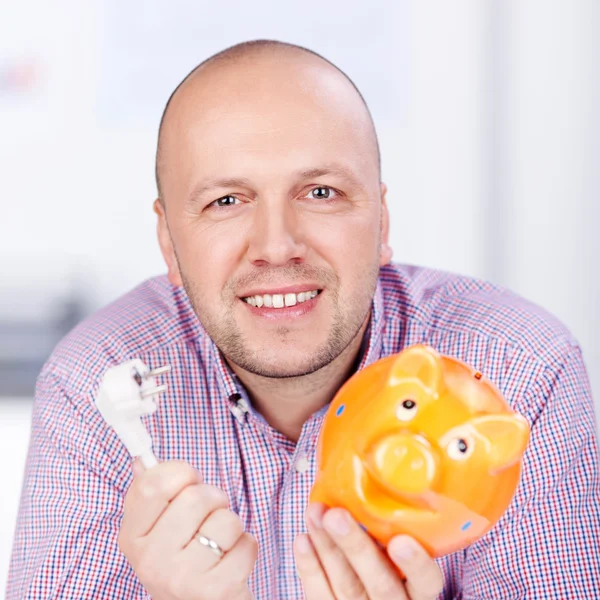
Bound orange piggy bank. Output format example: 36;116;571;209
310;345;530;558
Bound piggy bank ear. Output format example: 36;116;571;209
469;413;530;472
389;345;442;394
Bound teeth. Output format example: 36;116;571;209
284;293;296;307
243;289;320;309
272;294;284;308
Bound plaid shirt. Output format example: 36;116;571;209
7;263;600;599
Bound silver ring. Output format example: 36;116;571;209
195;534;225;558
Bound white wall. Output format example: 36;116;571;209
502;0;600;401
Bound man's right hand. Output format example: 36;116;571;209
119;460;257;600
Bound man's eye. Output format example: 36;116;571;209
308;186;337;200
209;195;240;208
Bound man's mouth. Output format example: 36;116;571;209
242;289;322;309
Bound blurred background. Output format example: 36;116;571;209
1;0;599;591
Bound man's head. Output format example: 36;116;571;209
154;40;393;378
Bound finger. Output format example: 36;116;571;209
122;460;202;539
147;483;229;553
207;532;258;582
193;507;245;554
293;534;335;600
168;533;257;599
306;503;368;600
321;507;409;600
181;507;245;572
387;536;444;600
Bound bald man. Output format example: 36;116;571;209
7;40;600;600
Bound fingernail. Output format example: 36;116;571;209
389;536;417;561
296;535;311;555
325;510;351;536
307;503;324;529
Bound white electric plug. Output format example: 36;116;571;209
94;359;170;469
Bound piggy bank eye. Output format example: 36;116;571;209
447;437;474;460
396;399;417;422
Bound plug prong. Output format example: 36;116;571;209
146;365;171;378
140;384;168;398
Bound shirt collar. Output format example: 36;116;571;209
357;277;385;371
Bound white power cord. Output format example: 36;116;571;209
94;359;170;469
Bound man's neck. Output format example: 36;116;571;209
226;321;369;443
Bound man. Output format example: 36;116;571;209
7;40;599;599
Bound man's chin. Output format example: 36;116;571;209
226;347;338;379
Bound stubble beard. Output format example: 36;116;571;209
180;263;380;379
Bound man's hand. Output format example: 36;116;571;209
294;503;444;600
119;460;257;600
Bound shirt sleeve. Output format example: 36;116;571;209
6;372;149;599
460;346;600;599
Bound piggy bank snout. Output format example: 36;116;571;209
365;433;439;495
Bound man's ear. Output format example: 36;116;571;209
153;198;183;287
379;182;393;266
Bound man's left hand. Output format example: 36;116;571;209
294;503;444;600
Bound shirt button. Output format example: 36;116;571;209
295;456;311;473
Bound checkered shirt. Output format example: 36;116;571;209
7;263;600;599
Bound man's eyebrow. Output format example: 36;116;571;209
295;165;365;188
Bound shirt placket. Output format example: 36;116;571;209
276;414;323;599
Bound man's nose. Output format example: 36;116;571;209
246;199;307;267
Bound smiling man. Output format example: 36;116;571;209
153;41;391;445
7;40;600;600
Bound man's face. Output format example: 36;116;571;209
156;54;392;378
